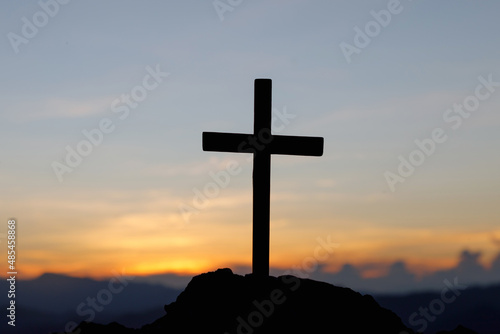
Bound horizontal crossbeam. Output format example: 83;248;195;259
202;132;248;153
202;132;324;156
271;135;323;156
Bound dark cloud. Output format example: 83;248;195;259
304;250;500;294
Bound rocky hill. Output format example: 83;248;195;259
65;268;419;333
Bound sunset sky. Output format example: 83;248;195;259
1;1;499;284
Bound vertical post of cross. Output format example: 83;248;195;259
253;79;272;277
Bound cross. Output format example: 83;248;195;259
202;79;324;277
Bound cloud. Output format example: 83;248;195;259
6;96;113;121
491;233;500;248
307;90;474;133
144;156;245;177
315;178;337;188
304;249;500;294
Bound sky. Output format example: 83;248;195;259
0;0;499;287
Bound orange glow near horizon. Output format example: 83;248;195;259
6;240;495;281
3;199;499;282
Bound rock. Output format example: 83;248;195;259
143;268;411;333
65;321;137;334
66;268;476;333
436;325;479;334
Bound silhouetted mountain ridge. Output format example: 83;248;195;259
0;272;182;334
375;283;500;334
64;268;478;334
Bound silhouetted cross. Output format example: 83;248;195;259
203;79;324;277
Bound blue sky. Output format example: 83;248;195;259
0;0;499;284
